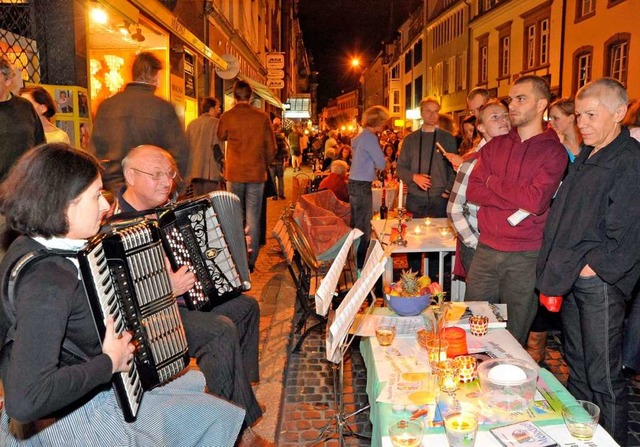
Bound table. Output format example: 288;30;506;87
371;217;464;301
359;320;620;447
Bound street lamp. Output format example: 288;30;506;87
351;58;360;68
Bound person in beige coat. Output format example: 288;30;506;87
217;80;276;268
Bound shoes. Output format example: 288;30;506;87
271;196;278;201
525;331;548;364
279;195;286;200
237;428;275;447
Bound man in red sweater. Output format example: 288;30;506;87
465;75;567;346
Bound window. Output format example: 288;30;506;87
391;64;399;80
414;76;423;106
477;34;489;84
605;34;630;86
497;21;512;79
404;50;413;73
414;39;423;65
522;5;551;70
392;90;400;114
576;0;595;20
405;82;412;111
443;59;449;94
572;47;593;93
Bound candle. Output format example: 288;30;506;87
398;180;403;209
444;412;479;446
443;327;468;357
413;225;422;235
425;217;432;226
435;359;460;393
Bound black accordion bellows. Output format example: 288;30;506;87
78;220;190;422
157;191;252;311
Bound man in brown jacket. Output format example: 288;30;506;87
218;80;276;269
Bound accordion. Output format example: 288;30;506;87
157;191;252;311
77;220;190;422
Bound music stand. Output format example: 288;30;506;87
310;240;389;446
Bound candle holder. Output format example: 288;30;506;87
426;338;449;367
391;207;408;246
469;315;489;337
434;359;460;394
454;355;478;383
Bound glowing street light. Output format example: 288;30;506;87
351;58;360;68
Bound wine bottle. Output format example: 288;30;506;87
380;187;388;220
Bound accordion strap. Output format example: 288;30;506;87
3;249;90;363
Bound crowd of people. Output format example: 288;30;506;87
1;47;640;446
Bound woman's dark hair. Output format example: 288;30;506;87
19;85;57;119
0;143;103;238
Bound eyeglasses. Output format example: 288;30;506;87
131;167;177;181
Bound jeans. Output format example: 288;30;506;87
348;179;372;268
464;243;539;346
561;275;627;446
269;163;285;198
227;182;264;267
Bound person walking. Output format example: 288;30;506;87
217;80;276;271
90;52;190;194
185;96;225;195
270;117;287;200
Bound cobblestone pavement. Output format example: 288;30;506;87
253;165;640;446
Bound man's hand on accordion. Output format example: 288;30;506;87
164;256;196;296
102;317;136;374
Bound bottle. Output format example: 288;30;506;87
380;187;388;220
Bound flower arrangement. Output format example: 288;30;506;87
429;282;449;337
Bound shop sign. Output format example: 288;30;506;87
266;79;284;89
184;52;196;98
266;53;285;70
267;69;284;79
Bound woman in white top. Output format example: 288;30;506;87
20;86;71;144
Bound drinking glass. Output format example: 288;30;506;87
562;400;600;441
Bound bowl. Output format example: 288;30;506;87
384;293;431;316
477;358;538;413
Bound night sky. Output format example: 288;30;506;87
297;0;422;109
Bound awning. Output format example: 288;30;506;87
238;74;285;110
125;0;228;71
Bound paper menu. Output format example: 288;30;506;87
354;313;426;337
314;228;362;317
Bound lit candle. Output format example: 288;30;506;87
425;217;432;226
435;359;460;393
413;225;422;235
398;180;403;209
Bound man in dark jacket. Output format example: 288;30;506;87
90;52;189;194
465;75;567;346
537;78;640;446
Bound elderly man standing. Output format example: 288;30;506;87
537;78;640;446
465;75;567;346
90;52;190;194
185;96;225;195
218;81;276;271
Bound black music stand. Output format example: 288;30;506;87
310;240;388;446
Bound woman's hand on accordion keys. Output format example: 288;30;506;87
164;256;196;296
102;317;136;374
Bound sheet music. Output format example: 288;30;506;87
355;314;426;337
326;240;386;362
315;228;363;316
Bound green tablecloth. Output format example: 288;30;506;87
360;333;580;446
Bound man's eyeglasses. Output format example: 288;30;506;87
131;167;177;181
